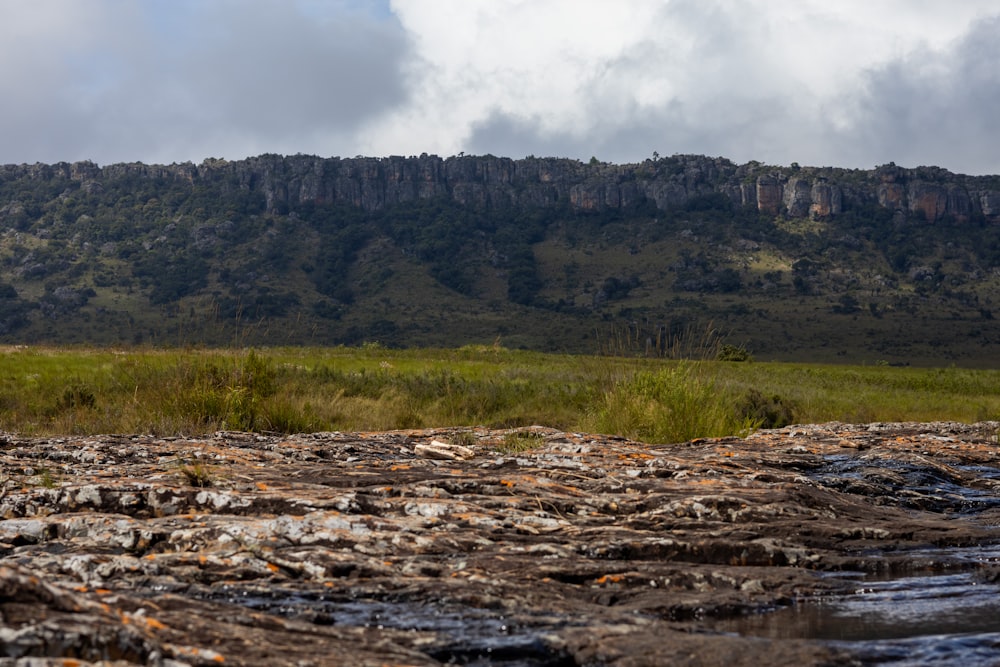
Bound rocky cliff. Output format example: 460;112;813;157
4;153;1000;223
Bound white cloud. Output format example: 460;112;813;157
0;1;132;160
0;0;409;165
367;0;1000;172
842;14;1000;173
0;0;998;172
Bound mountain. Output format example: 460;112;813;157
1;153;1000;365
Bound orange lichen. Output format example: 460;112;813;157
619;452;654;461
145;617;168;630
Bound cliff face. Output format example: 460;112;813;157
3;153;1000;223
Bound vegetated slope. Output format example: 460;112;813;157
1;153;1000;364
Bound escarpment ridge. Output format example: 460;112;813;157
4;152;1000;361
5;153;1000;223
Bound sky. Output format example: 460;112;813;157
2;0;1000;174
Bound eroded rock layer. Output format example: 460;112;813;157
0;423;999;666
5;155;1000;222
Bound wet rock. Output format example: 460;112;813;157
0;423;997;665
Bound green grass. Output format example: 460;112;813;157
0;345;998;439
176;459;215;487
585;362;759;443
497;430;547;453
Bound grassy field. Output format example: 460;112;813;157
1;344;998;442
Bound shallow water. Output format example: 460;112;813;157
809;455;1000;513
712;562;1000;665
209;588;575;666
715;573;1000;640
737;454;1000;662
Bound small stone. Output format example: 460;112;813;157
414;440;474;460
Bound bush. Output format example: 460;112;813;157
167;349;278;431
260;399;322;434
58;383;97;410
717;344;753;362
588;362;756;443
736;389;797;428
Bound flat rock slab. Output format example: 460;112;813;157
0;422;998;666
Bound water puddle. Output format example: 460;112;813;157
807;455;1000;513
206;588;575;666
711;548;1000;665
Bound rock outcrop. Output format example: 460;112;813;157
3;154;1000;223
0;423;998;665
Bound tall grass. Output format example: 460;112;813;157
585;362;758;443
0;348;284;435
0;345;999;438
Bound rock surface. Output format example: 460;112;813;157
0;422;999;665
5;154;1000;222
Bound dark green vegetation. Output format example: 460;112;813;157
2;345;999;439
1;154;1000;365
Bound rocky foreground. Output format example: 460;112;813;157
1;422;999;666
